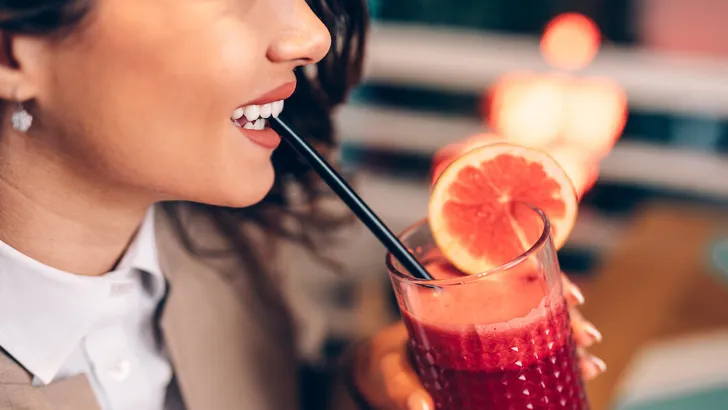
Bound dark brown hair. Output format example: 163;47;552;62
0;0;369;335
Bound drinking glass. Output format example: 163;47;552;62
386;206;588;410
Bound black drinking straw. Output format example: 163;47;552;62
270;117;434;281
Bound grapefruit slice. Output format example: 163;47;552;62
429;143;577;275
431;133;503;184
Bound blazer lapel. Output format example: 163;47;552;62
0;353;99;410
40;376;100;410
154;205;299;410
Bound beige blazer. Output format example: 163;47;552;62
0;204;360;410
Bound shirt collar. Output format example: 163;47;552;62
117;207;163;279
0;207;164;384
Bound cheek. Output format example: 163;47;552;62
42;16;276;206
89;20;262;150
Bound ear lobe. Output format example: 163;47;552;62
0;31;40;102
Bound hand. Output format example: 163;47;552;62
352;276;605;410
352;322;432;410
562;274;607;379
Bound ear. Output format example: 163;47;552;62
0;31;45;102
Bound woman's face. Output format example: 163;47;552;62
9;0;331;207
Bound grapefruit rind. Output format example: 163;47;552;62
429;143;578;275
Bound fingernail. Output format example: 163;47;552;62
583;322;603;343
407;393;431;410
569;283;585;305
584;355;607;380
591;355;607;372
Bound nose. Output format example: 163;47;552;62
267;2;332;66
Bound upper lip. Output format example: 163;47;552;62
242;81;296;106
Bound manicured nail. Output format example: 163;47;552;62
583;321;603;343
407;393;431;410
569;282;585;305
591;355;607;372
584;355;607;380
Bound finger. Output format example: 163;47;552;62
406;391;434;410
364;323;409;365
577;347;607;381
381;322;409;343
570;307;602;348
562;274;585;306
378;349;434;410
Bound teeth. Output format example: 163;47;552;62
243;122;255;130
232;100;285;123
272;101;284;118
253;119;265;130
243;105;261;122
232;107;245;120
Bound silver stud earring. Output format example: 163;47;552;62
11;97;33;133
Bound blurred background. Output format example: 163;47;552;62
298;1;728;409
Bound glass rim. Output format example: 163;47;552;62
386;205;552;287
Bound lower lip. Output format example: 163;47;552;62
237;126;282;150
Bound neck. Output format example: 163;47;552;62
0;129;154;276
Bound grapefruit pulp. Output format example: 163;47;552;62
429;143;577;275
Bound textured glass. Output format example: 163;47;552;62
387;210;588;410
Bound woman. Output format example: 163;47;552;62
0;1;604;409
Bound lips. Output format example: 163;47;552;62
243;82;296;106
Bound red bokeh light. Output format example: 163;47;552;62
470;13;627;199
541;13;601;71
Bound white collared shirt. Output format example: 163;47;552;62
0;208;177;410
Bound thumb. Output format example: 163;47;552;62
378;350;434;410
405;391;433;410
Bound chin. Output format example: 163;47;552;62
206;167;276;209
161;159;277;209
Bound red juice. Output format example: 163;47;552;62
398;259;588;410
